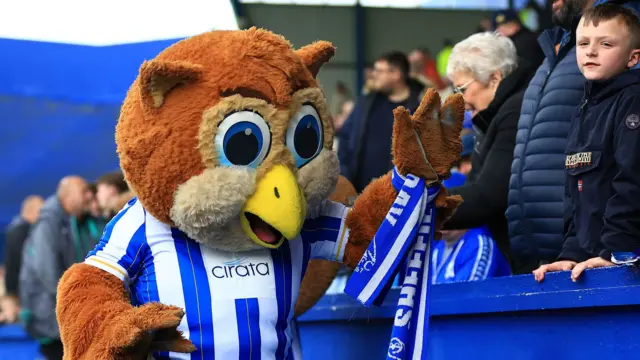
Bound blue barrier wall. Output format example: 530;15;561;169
0;37;184;245
297;267;640;359
2;267;638;358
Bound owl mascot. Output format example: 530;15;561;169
55;27;464;359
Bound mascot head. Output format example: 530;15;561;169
116;28;339;252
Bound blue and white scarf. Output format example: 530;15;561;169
344;166;439;360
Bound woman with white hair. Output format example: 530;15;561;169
439;32;538;271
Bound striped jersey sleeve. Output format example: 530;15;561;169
84;198;147;284
300;200;350;262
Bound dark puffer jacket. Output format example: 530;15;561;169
506;23;585;273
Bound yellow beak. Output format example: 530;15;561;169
241;165;307;249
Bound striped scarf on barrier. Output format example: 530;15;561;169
344;166;439;360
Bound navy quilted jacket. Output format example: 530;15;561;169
507;0;640;272
506;24;584;271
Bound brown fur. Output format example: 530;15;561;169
60;28;342;358
294;175;357;317
59;27;463;359
344;89;466;268
294;41;336;78
56;264;194;359
343;174;397;268
116;27;334;225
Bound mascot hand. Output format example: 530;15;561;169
107;303;195;357
343;89;465;268
56;263;196;359
392;88;465;182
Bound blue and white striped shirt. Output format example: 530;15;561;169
85;198;349;360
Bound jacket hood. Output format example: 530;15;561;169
586;69;640;101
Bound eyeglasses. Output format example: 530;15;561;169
453;79;475;95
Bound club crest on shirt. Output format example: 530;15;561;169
626;114;640;130
565;152;592;169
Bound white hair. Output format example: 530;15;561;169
446;32;519;84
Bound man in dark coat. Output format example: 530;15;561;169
337;51;424;193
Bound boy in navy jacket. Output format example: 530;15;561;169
534;3;640;282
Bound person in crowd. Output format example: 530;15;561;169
519;0;543;32
408;48;446;90
437;39;454;81
0;195;43;323
440;32;537;262
19;176;96;360
492;8;545;68
332;99;355;152
507;0;619;274
443;133;474;189
87;183;102;218
104;190;135;220
435;133;512;284
330;81;353;119
95;170;129;219
476;16;494;33
361;66;375;95
337;51;424;193
534;3;640;282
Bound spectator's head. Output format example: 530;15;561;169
372;51;410;93
479;17;493;32
447;32;518;116
105;191;135;220
577;4;640;81
87;183;102;218
408;49;426;74
96;171;129;212
492;9;522;37
362;66;375;94
336;81;349;95
552;0;591;29
458;134;475;176
57;176;92;217
20;195;43;224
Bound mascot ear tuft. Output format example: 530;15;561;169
139;60;203;109
295;41;336;78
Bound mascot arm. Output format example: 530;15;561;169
341;89;465;269
56;202;195;359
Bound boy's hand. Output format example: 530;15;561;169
570;257;615;282
533;260;577;282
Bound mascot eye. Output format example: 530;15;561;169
215;111;271;168
286;104;323;168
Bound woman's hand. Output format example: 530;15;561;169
533;260;577;282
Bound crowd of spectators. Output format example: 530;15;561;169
0;171;132;359
335;0;640;284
